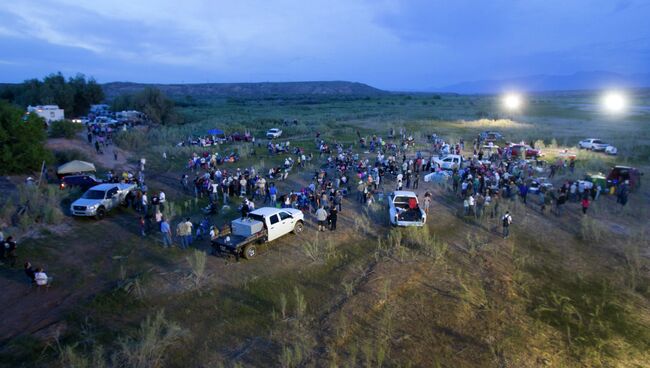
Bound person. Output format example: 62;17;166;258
333;191;343;212
241;199;250;218
468;194;475;216
208;226;220;255
617;180;629;207
316;206;328;231
158;191;166;211
423;192;432;214
329;207;338;231
502;211;512;238
581;197;590;215
357;181;365;203
209;226;220;242
141;191;148;214
160;217;173;248
269;184;278;206
24;261;36;284
413;173;419;189
113;149;118;161
139;216;146;237
34;267;49;287
4;236;17;267
177;218;193;249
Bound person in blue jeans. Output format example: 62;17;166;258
269;185;278;206
160;218;172;248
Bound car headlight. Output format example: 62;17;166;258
88;204;98;210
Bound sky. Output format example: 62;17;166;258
0;0;649;90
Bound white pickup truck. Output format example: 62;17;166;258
266;128;283;139
70;183;136;219
212;207;304;259
388;191;426;227
433;154;463;170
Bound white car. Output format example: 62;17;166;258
605;145;618;155
388;191;426;227
70;183;136;219
578;139;609;151
432;154;463;170
266;128;283;139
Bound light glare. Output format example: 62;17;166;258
603;92;626;113
503;93;522;110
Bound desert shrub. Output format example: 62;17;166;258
49;119;83;139
114;129;148;151
579;216;603;243
114;311;185;368
531;277;650;361
186;250;207;290
14;185;65;227
59;345;106;368
402;226;448;263
58;311;184;368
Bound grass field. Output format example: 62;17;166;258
1;90;649;367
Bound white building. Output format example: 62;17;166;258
27;105;65;123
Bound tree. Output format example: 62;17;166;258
0;101;53;174
0;72;105;117
112;87;182;125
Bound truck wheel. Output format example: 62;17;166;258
293;221;304;234
243;244;257;259
95;207;106;220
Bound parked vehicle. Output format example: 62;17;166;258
212;207;304;259
70;183;136;219
266;128;283;139
607;166;643;190
388;191;426;227
605;145;618;155
508;144;542;158
585;173;607;189
60;174;103;190
528;177;553;194
480;131;503;142
578;138;609;151
231;132;253;142
433;154;463;170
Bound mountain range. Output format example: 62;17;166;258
101;81;386;99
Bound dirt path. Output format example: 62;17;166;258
46;136;134;171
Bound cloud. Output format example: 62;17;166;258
0;0;648;89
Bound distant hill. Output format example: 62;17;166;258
435;71;650;94
101;81;387;99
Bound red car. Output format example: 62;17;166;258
607;166;642;190
230;132;253;142
509;144;541;158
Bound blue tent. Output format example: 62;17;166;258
207;129;224;135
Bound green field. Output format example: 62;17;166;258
1;90;650;368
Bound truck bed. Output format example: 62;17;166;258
212;229;267;254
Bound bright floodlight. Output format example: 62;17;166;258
602;92;626;113
503;93;522;110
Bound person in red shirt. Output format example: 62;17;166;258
581;197;590;215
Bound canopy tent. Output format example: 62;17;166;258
207;129;225;135
57;160;96;175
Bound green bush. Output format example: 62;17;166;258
0;101;53;174
49;119;83;138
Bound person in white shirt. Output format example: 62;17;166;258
34;268;49;286
141;192;148;214
158;191;166;211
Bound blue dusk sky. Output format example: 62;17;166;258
1;0;649;90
